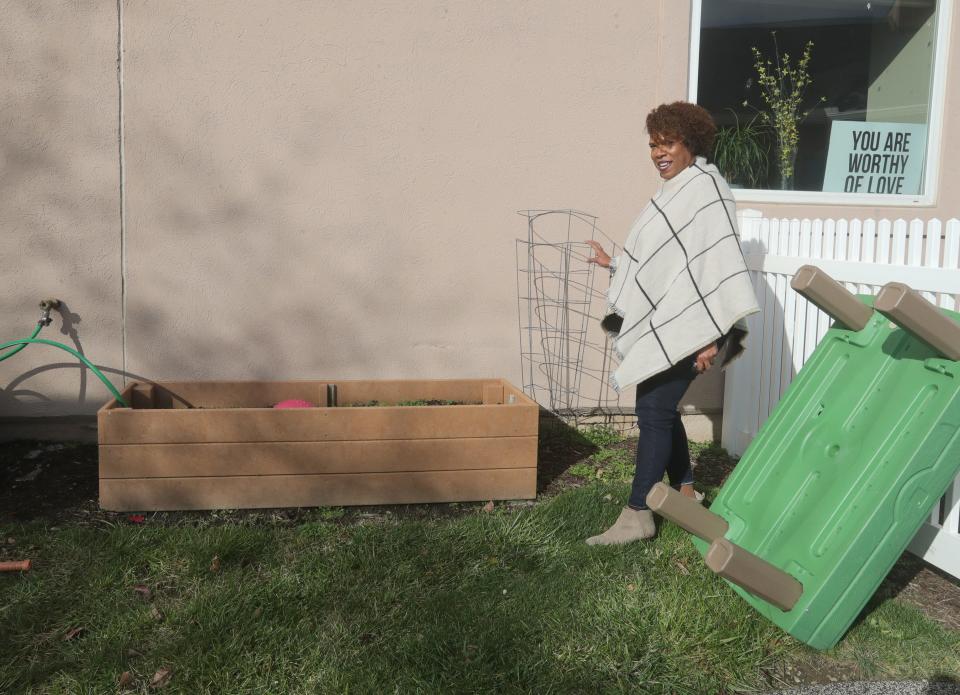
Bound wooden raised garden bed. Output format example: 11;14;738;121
97;379;538;511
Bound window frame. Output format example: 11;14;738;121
687;0;954;207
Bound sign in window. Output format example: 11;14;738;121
693;0;943;199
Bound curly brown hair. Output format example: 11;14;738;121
645;102;717;157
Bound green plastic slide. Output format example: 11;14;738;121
651;266;960;649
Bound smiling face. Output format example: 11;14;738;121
649;133;695;180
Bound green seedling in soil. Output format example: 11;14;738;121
590;448;634;481
580;425;622;448
567;463;595;479
318;507;345;521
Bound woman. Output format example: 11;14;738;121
584;101;759;545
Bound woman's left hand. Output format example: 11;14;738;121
694;342;719;373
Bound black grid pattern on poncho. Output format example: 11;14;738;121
612;168;745;364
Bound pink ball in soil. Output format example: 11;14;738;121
273;399;316;409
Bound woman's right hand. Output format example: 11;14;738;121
586;240;611;268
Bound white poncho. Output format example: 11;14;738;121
604;157;760;392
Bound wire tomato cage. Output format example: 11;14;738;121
515;209;631;431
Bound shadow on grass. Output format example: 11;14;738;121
0;487;796;694
690;441;737;493
840;548;960;656
928;674;960;688
0;441;98;521
535;409;598;494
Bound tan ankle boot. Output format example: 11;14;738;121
586;507;656;546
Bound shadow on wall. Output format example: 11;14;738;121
114;111;481;391
726;233;792;442
6;3;617;418
110;3;535;397
2;121;477;416
2;135;476;418
0;21;474;418
1;302;118;415
0;2;124;418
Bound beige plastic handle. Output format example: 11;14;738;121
791;265;873;331
647;483;802;611
875;282;960;361
705;538;802;611
647;482;728;542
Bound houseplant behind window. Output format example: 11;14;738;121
711;111;770;189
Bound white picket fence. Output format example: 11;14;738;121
722;209;960;579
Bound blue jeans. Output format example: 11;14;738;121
628;355;698;510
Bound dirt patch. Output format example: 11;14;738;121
0;440;531;530
882;553;960;633
0;441;99;523
762;652;864;689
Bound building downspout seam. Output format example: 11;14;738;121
116;0;127;385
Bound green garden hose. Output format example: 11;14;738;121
0;323;42;363
0;336;129;407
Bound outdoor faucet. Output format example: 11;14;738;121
38;298;61;327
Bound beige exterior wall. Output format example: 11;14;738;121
2;1;957;438
0;3;122;418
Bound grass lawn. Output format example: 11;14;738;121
1;429;959;693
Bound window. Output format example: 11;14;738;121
690;0;952;205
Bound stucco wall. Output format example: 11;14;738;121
3;1;957;434
3;0;710;422
0;2;121;417
120;1;671;400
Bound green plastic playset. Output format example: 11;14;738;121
651;265;960;649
